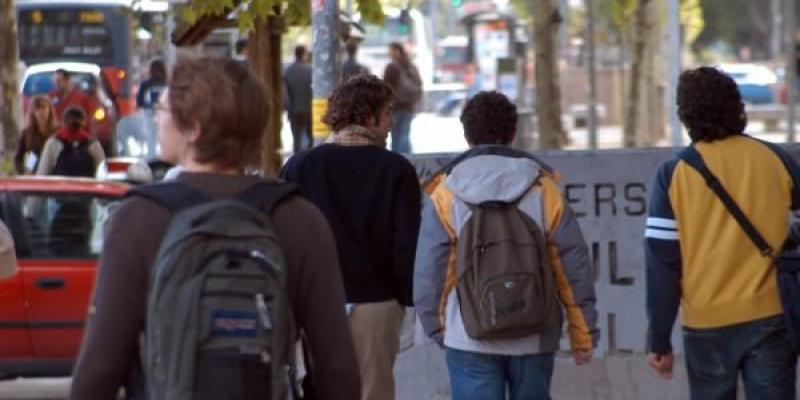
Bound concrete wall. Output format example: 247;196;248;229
397;145;800;399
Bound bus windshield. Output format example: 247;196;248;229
17;5;128;68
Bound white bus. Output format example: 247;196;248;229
358;8;434;87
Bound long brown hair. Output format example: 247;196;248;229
390;42;410;66
26;95;56;141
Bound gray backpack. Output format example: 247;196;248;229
129;181;298;400
456;187;559;340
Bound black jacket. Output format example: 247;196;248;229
280;144;421;306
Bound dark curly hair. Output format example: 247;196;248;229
323;75;394;132
677;66;747;142
460;91;518;145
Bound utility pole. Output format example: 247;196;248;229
667;0;682;147
585;0;597;149
311;0;340;141
773;0;783;63
786;0;797;143
430;0;438;75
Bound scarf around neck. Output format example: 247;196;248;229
325;125;387;148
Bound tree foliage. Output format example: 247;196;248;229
182;0;383;31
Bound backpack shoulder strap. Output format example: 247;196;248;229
237;181;299;214
677;145;774;256
127;181;209;213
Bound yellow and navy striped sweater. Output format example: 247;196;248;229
645;135;800;354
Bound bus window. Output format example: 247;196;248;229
18;9;115;66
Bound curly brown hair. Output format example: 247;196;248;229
677;66;747;142
323;74;394;132
460;91;518;145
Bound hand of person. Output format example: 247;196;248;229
573;349;592;366
647;352;674;379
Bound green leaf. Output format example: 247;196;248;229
180;6;198;24
357;0;384;25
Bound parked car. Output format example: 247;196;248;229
718;63;779;104
20;62;118;155
436;35;469;83
114;109;173;181
0;177;128;377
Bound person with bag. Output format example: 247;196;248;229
383;42;422;154
69;57;360;400
36;106;105;177
414;91;598;400
281;74;421;400
645;66;800;399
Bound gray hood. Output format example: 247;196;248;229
443;155;541;204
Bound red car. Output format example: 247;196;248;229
0;177;128;377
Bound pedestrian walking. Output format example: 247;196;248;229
284;45;313;154
646;66;800;399
69;57;361;400
136;59;167;110
281;74;421;400
414;91;598;400
342;41;370;81
15;95;57;174
36;107;105;177
383;42;422;154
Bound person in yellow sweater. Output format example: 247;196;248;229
646;66;800;399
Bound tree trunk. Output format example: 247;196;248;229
250;13;284;178
0;0;20;175
623;0;651;148
532;0;568;150
642;0;665;146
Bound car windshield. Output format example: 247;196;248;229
441;46;467;65
23;71;99;96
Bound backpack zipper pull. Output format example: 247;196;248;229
255;293;273;330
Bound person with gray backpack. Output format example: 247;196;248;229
70;57;360;400
414;91;599;400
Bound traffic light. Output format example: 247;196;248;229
452;0;462;7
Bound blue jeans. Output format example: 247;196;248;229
446;348;554;400
684;315;797;400
391;111;414;153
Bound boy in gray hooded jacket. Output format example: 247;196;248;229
414;91;599;400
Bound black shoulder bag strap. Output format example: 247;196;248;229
677;146;775;257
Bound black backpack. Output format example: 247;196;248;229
128;180;299;400
52;138;96;177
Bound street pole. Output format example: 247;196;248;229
165;11;177;70
667;0;682;147
773;0;783;63
786;0;797;143
311;0;340;142
586;0;597;149
430;0;438;75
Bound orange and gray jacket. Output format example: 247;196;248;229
646;135;800;354
413;146;599;354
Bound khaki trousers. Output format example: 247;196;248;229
349;300;406;400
